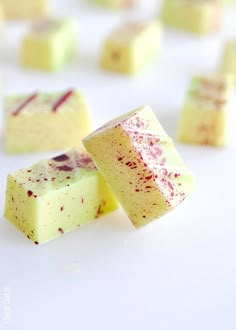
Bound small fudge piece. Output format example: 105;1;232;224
4;89;91;153
4;149;119;245
87;0;135;9
160;0;223;35
220;40;236;81
0;3;3;23
21;19;76;72
83;105;195;228
100;21;161;74
0;3;4;30
0;0;47;20
178;75;233;147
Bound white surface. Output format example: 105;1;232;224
1;1;236;329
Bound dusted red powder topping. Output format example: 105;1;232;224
53;154;69;162
56;165;73;172
95;203;104;218
12;92;38;116
27;190;33;197
78;156;93;167
58;228;64;234
52;90;73;112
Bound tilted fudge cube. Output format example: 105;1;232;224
4;149;118;245
160;0;223;35
21;19;76;72
100;21;162;74
4;89;91;153
220;40;236;81
178;75;233;146
87;0;135;9
0;0;47;20
83;105;195;228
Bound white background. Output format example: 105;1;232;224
0;1;236;329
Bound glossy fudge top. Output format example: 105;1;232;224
5;90;86;116
188;75;232;110
109;21;155;43
9;149;97;197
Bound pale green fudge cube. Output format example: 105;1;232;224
160;0;223;35
21;19;76;72
178;75;233;146
83;105;195;228
220;41;236;81
4;89;91;154
101;21;162;74
87;0;134;9
4;149;119;244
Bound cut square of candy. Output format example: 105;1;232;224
4;149;119;245
178;75;233;146
21;19;76;71
160;0;223;35
83;105;195;228
100;21;162;74
4;89;91;153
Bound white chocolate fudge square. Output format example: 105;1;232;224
83;105;195;228
4;149;119;245
21;19;76;72
160;0;223;35
4;90;91;153
100;21;162;74
178;75;233;146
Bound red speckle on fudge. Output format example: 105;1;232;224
27;190;33;197
52;154;70;162
58;228;64;234
12;92;38;116
114;110;186;205
52;90;74;112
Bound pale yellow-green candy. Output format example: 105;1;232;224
0;3;4;23
87;0;134;9
100;21;162;74
224;0;236;4
220;41;236;82
178;75;233;147
4;149;119;245
21;19;76;72
0;0;47;19
160;0;223;35
4;89;91;154
83;105;195;228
